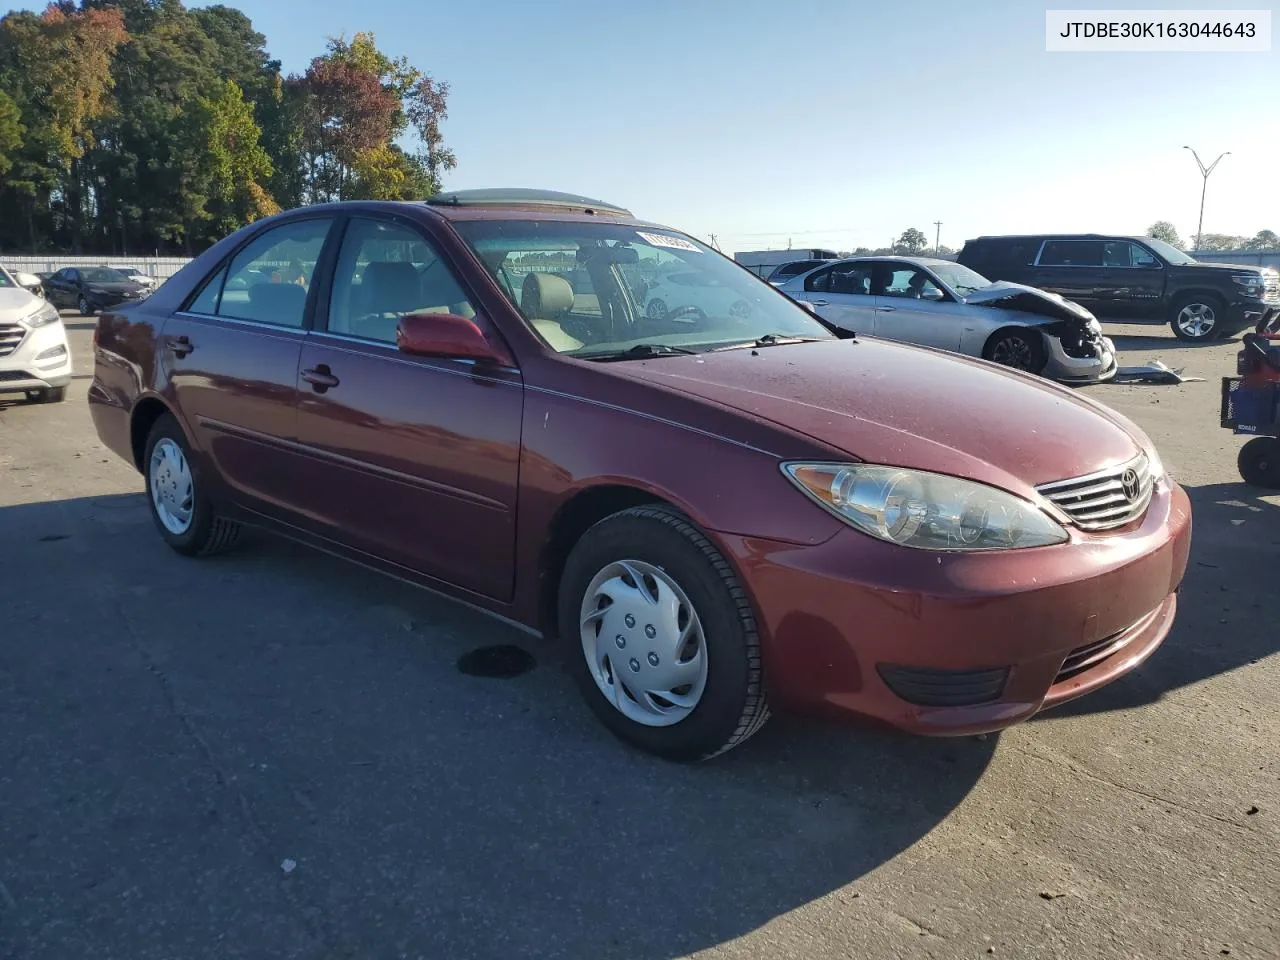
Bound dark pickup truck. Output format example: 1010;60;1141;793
957;234;1280;342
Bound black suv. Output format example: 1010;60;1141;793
957;234;1280;342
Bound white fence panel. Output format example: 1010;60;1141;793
0;255;193;281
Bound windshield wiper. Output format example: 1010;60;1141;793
714;333;830;351
577;343;700;362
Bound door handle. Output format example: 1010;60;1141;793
878;306;896;313
301;365;340;391
809;299;829;306
168;335;194;358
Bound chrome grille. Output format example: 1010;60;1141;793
1264;272;1279;303
1036;453;1155;532
0;322;25;358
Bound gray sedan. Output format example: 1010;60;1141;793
777;256;1117;383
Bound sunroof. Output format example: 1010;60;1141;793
427;188;632;217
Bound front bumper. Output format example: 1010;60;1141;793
715;477;1192;735
1227;300;1279;335
1044;333;1118;384
0;319;73;393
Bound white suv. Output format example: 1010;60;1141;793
0;266;71;403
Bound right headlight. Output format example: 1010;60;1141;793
782;462;1069;551
19;300;60;328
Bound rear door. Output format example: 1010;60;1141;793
789;261;876;332
1029;239;1107;314
870;262;967;351
163;216;337;516
291;214;524;601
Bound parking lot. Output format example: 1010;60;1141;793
1;316;1277;960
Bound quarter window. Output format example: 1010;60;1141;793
327;218;475;344
186;265;228;315
216;218;334;328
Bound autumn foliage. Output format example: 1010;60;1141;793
0;2;455;254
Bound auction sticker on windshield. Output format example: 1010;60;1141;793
637;231;702;252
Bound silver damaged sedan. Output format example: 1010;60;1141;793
777;256;1117;383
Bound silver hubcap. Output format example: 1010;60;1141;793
149;438;194;535
991;336;1033;369
1176;303;1216;337
579;559;708;727
646;299;666;319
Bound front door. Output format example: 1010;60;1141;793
163;216;336;516
870;262;967;351
293;215;523;601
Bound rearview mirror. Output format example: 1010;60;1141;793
396;312;512;366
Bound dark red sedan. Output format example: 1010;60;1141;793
89;189;1192;761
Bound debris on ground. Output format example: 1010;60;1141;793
1113;360;1206;385
280;858;297;874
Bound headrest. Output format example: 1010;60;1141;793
521;273;574;320
361;261;421;310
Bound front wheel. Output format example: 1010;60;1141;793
983;328;1047;374
1238;437;1280;489
77;295;92;316
1170;295;1224;341
143;413;243;556
558;505;770;761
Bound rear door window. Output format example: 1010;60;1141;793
1038;240;1105;267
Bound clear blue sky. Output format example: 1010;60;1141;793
12;0;1280;253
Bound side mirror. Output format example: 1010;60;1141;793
396;311;512;366
921;287;945;301
15;272;40;287
796;299;819;314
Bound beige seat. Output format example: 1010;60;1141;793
521;273;583;351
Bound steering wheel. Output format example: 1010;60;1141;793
666;304;707;323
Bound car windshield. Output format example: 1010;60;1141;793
1141;237;1195;265
451;220;836;357
83;267;129;283
930;262;991;296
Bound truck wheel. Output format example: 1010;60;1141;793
1170;294;1224;341
1238;437;1280;489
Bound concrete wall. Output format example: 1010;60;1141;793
1187;250;1280;269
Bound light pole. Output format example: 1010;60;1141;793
1183;145;1229;252
933;220;943;255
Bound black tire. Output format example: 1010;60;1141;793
557;504;770;762
142;413;243;557
1238;437;1280;489
25;386;66;404
983;328;1047;374
78;295;92;316
1170;293;1224;341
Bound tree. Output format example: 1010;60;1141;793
1195;233;1247;252
0;88;21;177
894;227;929;255
1243;229;1279;251
1146;221;1182;247
191;78;278;234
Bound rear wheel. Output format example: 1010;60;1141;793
646;298;668;320
77;295;92;316
1170;294;1224;341
1238;437;1280;489
983;328;1047;374
558;504;770;761
143;413;243;556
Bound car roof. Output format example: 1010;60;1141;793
967;234;1148;244
833;255;954;267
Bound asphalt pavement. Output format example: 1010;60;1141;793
1;317;1277;960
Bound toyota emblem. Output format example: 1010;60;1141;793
1120;468;1140;502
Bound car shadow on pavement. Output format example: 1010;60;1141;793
1035;480;1280;724
1108;332;1237;355
0;493;997;960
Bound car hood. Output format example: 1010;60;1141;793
1179;260;1276;276
0;285;40;315
962;281;1095;321
606;338;1147;493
